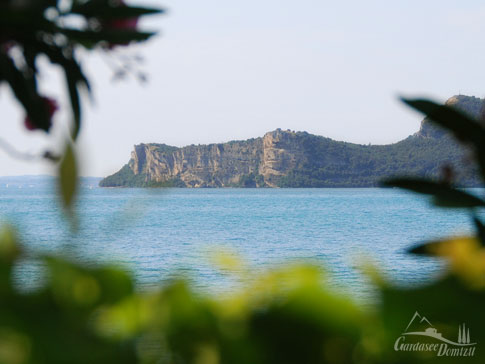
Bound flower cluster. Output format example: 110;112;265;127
103;0;140;48
24;97;59;131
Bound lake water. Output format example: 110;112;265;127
0;183;477;300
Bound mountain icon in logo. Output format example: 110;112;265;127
404;311;434;333
402;311;475;346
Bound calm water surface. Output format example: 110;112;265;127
0;184;478;299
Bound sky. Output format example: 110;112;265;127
1;0;485;177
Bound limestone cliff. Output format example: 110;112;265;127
100;95;484;188
102;129;308;187
126;138;263;187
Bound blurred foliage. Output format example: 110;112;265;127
0;0;162;210
2;217;485;363
35;94;485;363
2;1;485;363
0;0;162;138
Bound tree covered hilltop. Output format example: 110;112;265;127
100;95;483;188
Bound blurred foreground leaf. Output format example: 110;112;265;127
58;143;78;213
409;237;485;288
2;223;485;363
401;98;485;179
401;98;485;146
379;274;485;364
381;177;485;208
70;2;164;19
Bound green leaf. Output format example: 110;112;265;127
0;226;21;265
67;74;82;140
70;3;164;19
60;28;158;45
0;53;51;132
58;143;78;211
0;226;21;294
407;240;441;255
34;43;90;139
381;177;485;208
432;191;485;208
35;42;91;93
407;236;479;256
381;178;438;194
402;97;485;185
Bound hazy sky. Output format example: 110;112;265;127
1;0;485;177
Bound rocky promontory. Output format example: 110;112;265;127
100;95;483;188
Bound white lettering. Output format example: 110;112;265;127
437;343;448;356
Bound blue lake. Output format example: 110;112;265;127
0;184;478;300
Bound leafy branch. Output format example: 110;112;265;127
0;0;163;212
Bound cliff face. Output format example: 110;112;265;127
127;138;263;187
100;95;484;188
110;129;307;187
259;130;307;187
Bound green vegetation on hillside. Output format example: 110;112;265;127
99;165;185;187
100;95;483;188
103;125;479;188
99;165;147;187
105;132;471;188
277;132;477;187
153;144;180;154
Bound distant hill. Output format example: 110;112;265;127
100;95;483;188
0;176;102;188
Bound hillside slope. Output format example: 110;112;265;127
100;95;483;188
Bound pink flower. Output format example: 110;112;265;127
104;0;140;48
24;97;59;131
109;17;139;31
